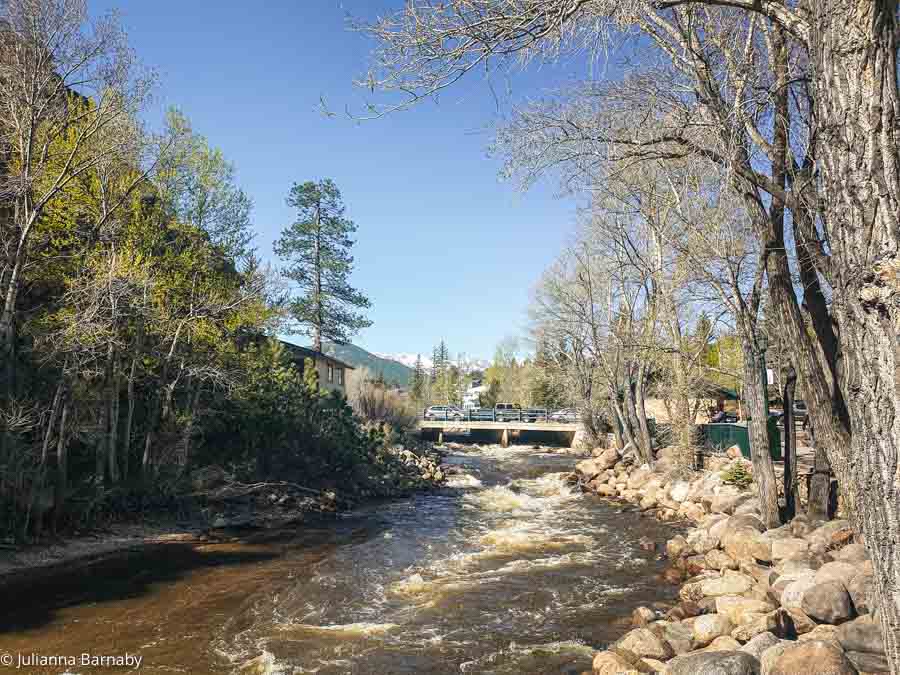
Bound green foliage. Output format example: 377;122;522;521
721;462;753;489
274;179;372;349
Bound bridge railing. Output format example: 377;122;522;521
419;408;579;424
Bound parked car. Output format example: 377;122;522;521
793;400;808;420
521;407;547;422
494;402;522;422
424;405;464;421
550;408;578;422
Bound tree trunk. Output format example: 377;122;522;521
53;397;69;532
782;365;798;521
107;348;120;484
123;355;138;481
742;339;781;529
609;400;625;450
807;438;833;522
179;384;202;473
634;363;654;464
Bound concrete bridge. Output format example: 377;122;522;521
418;419;582;447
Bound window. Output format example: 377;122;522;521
337;368;344;386
327;364;334;383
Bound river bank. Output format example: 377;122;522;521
576;443;886;674
0;442;446;583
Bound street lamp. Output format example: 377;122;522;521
758;333;769;416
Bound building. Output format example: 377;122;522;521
463;379;489;410
281;342;355;393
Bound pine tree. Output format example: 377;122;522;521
274;179;372;351
411;354;426;402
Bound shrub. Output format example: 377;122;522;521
721;461;753;489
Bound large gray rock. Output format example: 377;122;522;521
770;538;809;561
689;528;721;555
706;549;739;571
758;641;791;675
663;651;760;675
837;615;885;654
845;650;889;673
846;571;876;615
616;627;675;661
801;580;855;624
710;490;753;515
740;632;781;660
654;620;694;655
576;457;607;479
694;613;735;647
669;480;692;503
768;640;859;675
779;573;817;609
700;572;755;598
722;527;772;564
627;465;653;489
815;561;860;586
830;543;868;564
808;520;854;548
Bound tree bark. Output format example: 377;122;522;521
53;396;69;533
742;338;781;529
782;365;798;521
107;348;120;484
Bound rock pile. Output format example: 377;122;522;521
577;443;886;675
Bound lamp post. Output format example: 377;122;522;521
758;333;770;417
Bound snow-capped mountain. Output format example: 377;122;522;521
376;352;490;373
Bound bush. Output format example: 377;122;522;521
721;461;753;489
347;370;417;432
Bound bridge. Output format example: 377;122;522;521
417;410;582;447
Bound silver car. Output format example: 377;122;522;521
424;405;465;421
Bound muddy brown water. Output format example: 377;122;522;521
1;445;680;674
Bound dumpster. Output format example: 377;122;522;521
699;418;781;460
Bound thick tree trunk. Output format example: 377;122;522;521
782;365;798;521
742;339;781;529
634;364;654;464
53;397;69;532
810;5;900;669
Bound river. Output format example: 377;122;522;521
1;443;679;674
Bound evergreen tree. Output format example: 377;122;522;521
411;354;426;402
274;179;372;351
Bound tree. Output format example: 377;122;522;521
410;354;426;403
274;179;371;351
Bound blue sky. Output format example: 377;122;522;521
95;0;585;362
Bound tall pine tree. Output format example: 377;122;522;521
274;179;372;351
411;354;426;402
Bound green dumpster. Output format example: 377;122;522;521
700;419;781;460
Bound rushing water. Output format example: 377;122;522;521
1;444;679;674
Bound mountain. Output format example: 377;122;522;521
322;342;414;386
376;352;491;374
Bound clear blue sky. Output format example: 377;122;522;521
94;0;585;362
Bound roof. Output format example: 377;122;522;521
280;341;356;371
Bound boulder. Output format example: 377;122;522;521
592;650;650;674
654;620;694;655
801;580;855;624
640;494;659;510
729;514;766;532
830;543;868;564
837;615;885;655
689;528;721;555
740;632;781;660
759;642;791;675
685;555;710;576
663;651;760;675
767;641;859;675
845;650;889;674
815;561;860;586
711;490;753;515
722;528;772;563
694;613;736;647
781;607;816;636
667;536;690;560
770;538;809;562
627;465;653;489
576;457;606;479
706;549;739;571
616;627;676;661
715;596;776;626
681;501;707;522
799;624;840;645
596;447;621;469
808;520;854;549
710;517;732;542
669;481;692;503
700;572;755;598
733;499;762;517
779;573;817;610
633;606;657;627
789;515;813;538
846;571;876;615
596;484;617;497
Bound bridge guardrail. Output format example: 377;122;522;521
419;408;580;424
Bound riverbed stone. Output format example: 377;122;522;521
798;624;841;644
592;649;651;674
663;650;760;675
801;580;855;624
739;632;780;660
628;466;653;489
770;538;808;561
815;561;859;586
845;650;890;673
758;642;791;675
846;571;876;615
616;627;676;661
808;520;854;549
653;620;694;655
778;573;817;609
700;572;755;598
669;481;692;503
710;490;752;515
706;549;738;571
830;543;868;564
768;640;859;675
633;606;657;627
722;528;772;563
837;615;885;655
715;596;775;626
693;613;735;647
